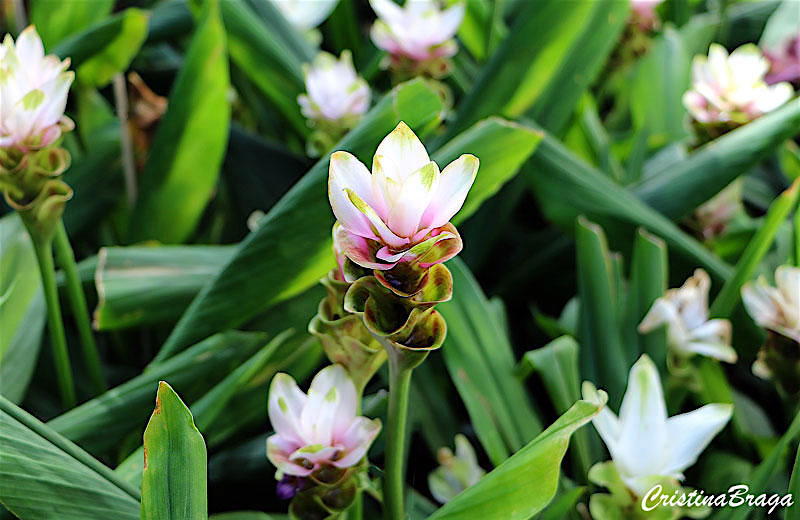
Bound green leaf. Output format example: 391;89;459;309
0;214;45;403
77;8;149;87
93;245;235;330
575;217;628;406
438;258;543;466
632;99;800;220
710;180;800;319
30;0;114;48
526;128;733;281
445;0;627;138
129;0;230;244
47;331;267;452
427;396;606;520
787;444;800;520
437;118;543;225
141;382;207;520
0;396;140;519
115;330;293;488
210;513;282;520
153;78;445;361
53;10;140;69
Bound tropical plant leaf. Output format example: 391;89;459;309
427;396;606;520
0;396;140;520
787;444;800;520
30;0;114;48
76;8;148;87
129;0;230;243
141;382;208;520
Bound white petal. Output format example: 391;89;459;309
742;279;780;329
663;404;733;476
346;188;408;248
374;121;431;181
370;0;404;25
638;297;680;333
301;365;354;445
418;154;478;230
14;26;44;66
437;2;465;40
387;161;440;237
268;373;308;445
329;152;378;239
754;82;793;114
267;434;313;477
333;416;382;467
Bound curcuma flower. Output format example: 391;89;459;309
639;269;738;364
742;265;800;344
0;26;74;151
329;121;478;272
270;0;340;31
583;355;733;497
428;434;485;504
764;35;800;85
369;0;464;63
630;0;664;31
266;364;381;478
683;43;794;125
298;51;370;127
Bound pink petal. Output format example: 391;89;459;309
332;417;382;468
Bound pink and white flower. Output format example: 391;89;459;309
630;0;664;30
298;51;370;125
329;121;478;271
639;269;737;363
369;0;464;62
266;364;381;478
0;26;74;151
682;43;794;124
742;265;800;344
764;35;800;85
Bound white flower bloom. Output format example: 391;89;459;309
583;355;733;497
428;434;485;504
297;51;370;124
742;265;800;343
639;269;738;363
0;26;74;150
683;43;794;124
270;0;340;30
369;0;464;62
266;364;381;477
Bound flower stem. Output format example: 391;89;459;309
384;350;413;520
53;221;107;394
28;229;76;409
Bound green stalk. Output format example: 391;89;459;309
53;221;107;394
383;350;413;520
28;230;76;409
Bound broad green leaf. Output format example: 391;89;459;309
141;382;207;520
445;0;627;138
47;331;267;452
526;128;733;281
115;330;293;488
153;78;445;361
210;514;281;520
632;99;800;220
53;10;141;69
537;485;586;520
0;396;140;519
759;0;800;50
30;0;114;48
575;217;628;407
438;258;543;466
427;396;606;520
626;228;669;372
242;0;315;63
710;180;800;319
788;445;800;520
77;8;149;87
0;215;45;403
93;245;235;330
714;410;800;520
438;118;543;225
564;94;624;181
129;0;230;243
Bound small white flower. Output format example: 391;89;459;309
639;269;738;363
270;0;340;30
297;51;370;125
584;355;733;497
369;0;464;62
742;265;800;344
683;43;794;124
428;434;485;504
266;364;381;477
0;26;74;151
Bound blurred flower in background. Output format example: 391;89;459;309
764;34;800;85
298;51;370;130
270;0;340;31
743;265;800;343
683;43;794;127
370;0;464;78
630;0;664;31
266;364;381;478
429;434;485;504
639;269;737;365
0;26;74;151
329;121;478;270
